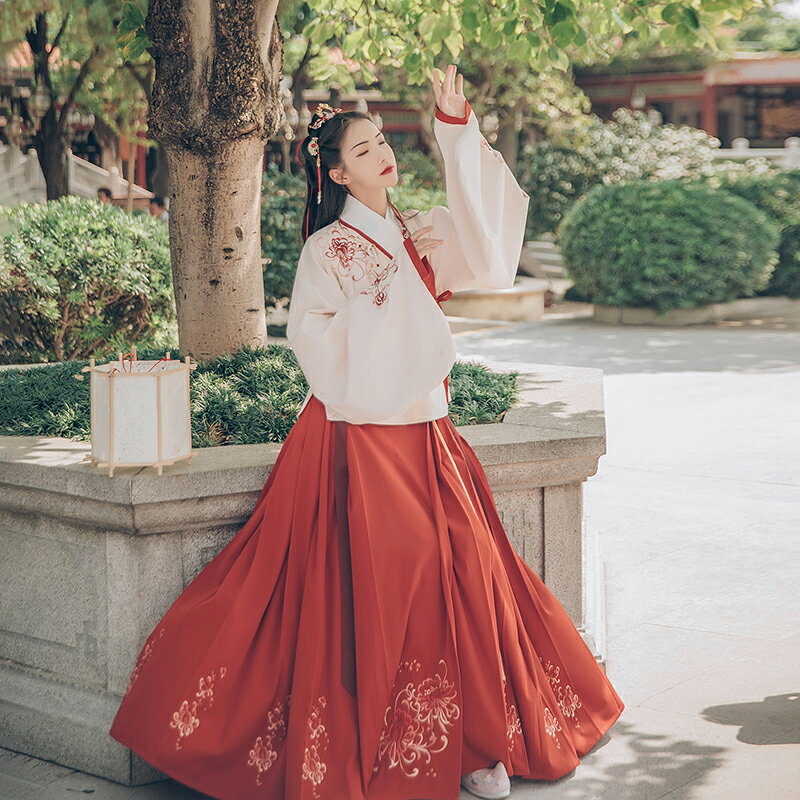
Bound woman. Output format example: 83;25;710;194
109;64;624;800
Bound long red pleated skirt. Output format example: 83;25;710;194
109;394;624;800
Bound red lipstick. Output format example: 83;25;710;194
381;165;394;175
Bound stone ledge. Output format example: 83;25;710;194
0;364;605;531
594;294;800;325
441;276;549;322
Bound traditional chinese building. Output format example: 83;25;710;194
575;51;800;146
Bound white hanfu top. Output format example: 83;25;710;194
286;103;530;425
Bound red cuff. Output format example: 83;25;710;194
435;100;472;125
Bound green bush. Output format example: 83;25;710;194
394;147;445;191
713;170;800;298
0;196;174;364
260;163;307;309
516;143;595;239
559;180;780;313
0;345;519;446
518;108;776;239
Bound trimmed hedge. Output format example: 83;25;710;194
0;346;519;446
714;170;800;298
559;179;780;312
0;196;174;364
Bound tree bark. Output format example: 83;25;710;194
146;0;284;361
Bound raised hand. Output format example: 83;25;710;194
432;64;467;119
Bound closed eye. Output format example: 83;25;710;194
356;139;387;157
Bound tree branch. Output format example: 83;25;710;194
56;47;100;137
50;13;71;57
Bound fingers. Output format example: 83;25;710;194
444;63;455;95
410;225;434;241
432;68;441;100
434;64;462;97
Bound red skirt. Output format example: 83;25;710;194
109;394;623;800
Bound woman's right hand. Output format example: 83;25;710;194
410;225;443;260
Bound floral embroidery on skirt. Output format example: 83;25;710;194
302;696;329;799
502;676;523;750
169;666;228;750
247;695;290;785
543;705;562;747
373;658;461;779
539;655;582;728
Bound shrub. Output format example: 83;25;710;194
516;143;595;239
559;180;780;312
0;345;519;445
260;163;307;309
0;196;174;364
713;170;800;298
518;108;776;239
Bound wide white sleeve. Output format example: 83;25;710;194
417;107;530;293
285;235;456;424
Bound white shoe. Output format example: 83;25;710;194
460;760;511;799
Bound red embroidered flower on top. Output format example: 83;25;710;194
326;235;364;278
319;227;398;307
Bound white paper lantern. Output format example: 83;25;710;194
81;348;197;477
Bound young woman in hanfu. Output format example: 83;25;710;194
109;64;624;800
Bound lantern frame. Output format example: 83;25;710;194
80;346;197;477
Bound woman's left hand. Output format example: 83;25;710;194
433;64;467;119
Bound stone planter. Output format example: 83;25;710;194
0;362;608;785
594;294;800;325
440;276;549;321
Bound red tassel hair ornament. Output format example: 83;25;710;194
295;103;344;237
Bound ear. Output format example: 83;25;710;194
328;166;349;186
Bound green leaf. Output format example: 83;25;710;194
682;6;700;29
462;10;480;31
444;30;463;59
661;3;684;24
419;14;437;42
125;32;150;60
119;1;145;35
481;26;502;49
551;19;577;46
432;15;452;44
548;44;569;71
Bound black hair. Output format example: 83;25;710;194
150;195;166;208
297;108;379;242
97;186;112;199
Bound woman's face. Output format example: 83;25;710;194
329;118;398;193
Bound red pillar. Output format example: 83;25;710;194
701;84;718;137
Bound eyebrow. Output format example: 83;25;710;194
350;132;384;151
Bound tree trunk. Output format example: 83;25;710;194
33;108;70;200
146;0;284;361
166;139;271;358
495;121;519;173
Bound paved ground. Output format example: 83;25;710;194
2;307;799;799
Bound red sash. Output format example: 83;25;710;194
339;204;453;403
